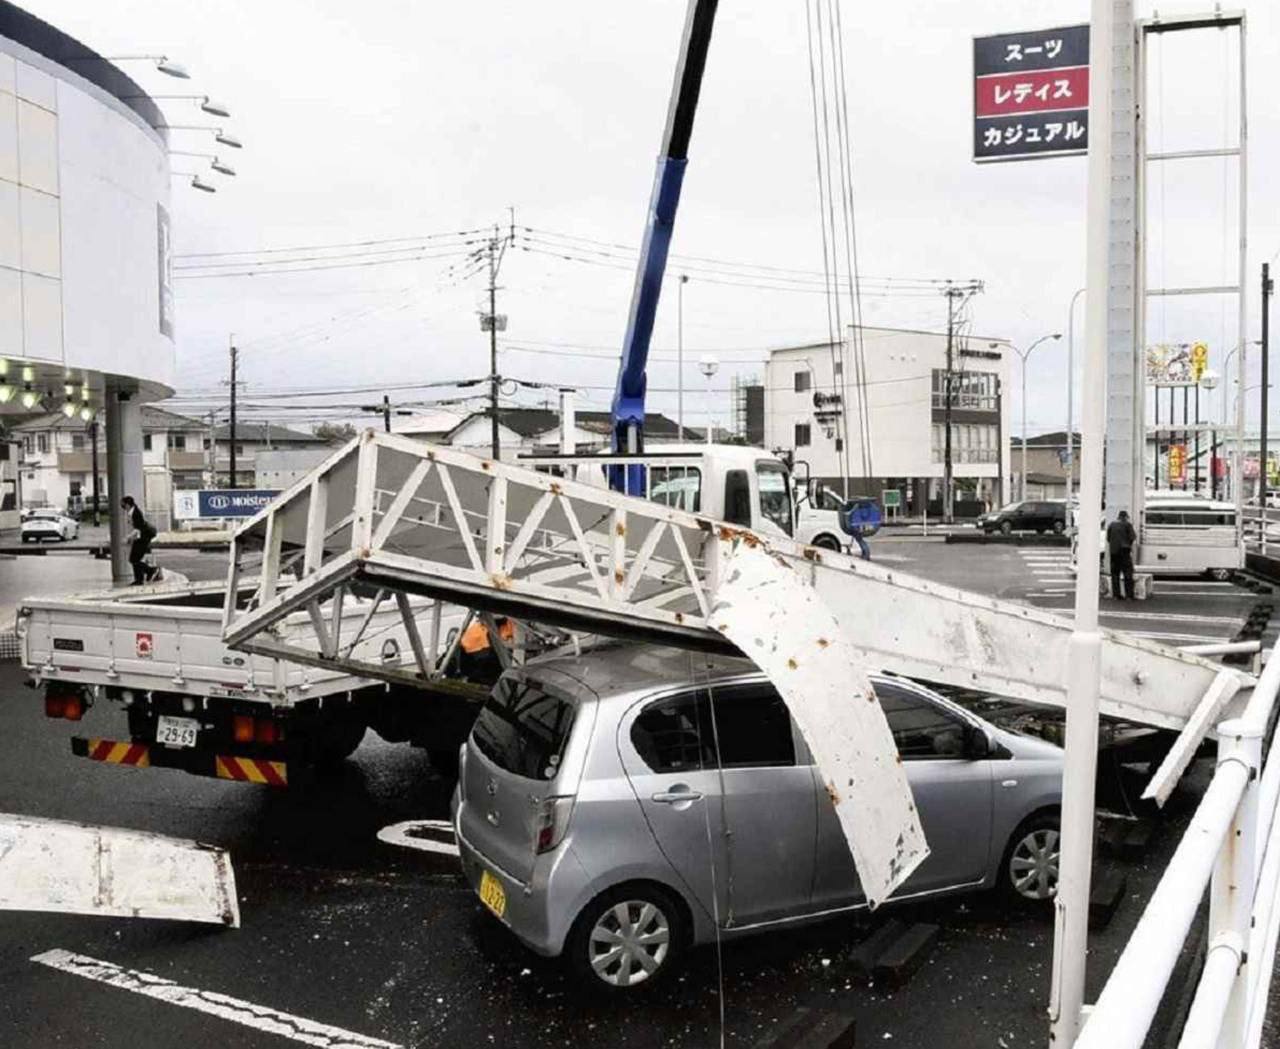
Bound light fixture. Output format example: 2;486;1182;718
214;130;242;149
20;384;39;410
132;95;232;119
171;150;236;177
0;381;13;404
79;404;95;422
62;398;77;418
106;55;191;79
21;365;33;383
210;157;236;176
0;358;8;378
200;97;231;118
159;125;243;149
190;175;217;193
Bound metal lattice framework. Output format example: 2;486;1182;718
223;432;1249;731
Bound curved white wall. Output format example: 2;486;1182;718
0;40;175;396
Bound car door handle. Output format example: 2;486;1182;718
652;789;703;804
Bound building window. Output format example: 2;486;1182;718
143;434;153;451
36;433;49;454
833;360;843;377
168;433;186;451
835;437;844;452
931;369;999;411
71;433;85;451
795;423;811;447
794;371;812;393
203;437;212;450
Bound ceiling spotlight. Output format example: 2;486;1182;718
20;385;40;410
190;175;217;193
214;130;242;149
155;58;191;79
80;404;95;422
62;399;77;418
210;157;236;176
0;381;13;405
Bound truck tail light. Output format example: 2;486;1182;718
45;688;85;721
534;795;575;854
232;714;283;745
232;715;254;743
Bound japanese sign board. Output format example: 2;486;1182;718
1168;444;1186;486
1191;342;1209;382
881;489;901;509
173;489;280;521
973;24;1090;163
1145;343;1206;385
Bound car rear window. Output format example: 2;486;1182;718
471;676;576;780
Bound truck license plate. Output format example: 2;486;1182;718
156;715;199;749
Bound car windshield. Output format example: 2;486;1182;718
471;675;576;780
997;502;1023;514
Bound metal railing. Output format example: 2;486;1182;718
1074;646;1280;1049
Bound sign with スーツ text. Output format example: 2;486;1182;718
973;24;1089;163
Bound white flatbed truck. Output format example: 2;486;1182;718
17;578;485;786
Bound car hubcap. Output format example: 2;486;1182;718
1010;828;1059;899
588;900;670;987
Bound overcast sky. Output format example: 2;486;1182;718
22;0;1280;440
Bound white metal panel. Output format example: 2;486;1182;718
0;813;238;926
711;535;927;907
16;97;57;195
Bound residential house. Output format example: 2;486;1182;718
211;422;330;488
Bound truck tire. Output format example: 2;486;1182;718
812;534;842;551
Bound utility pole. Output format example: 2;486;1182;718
944;289;956;523
1262;262;1273;512
940;282;983;521
89;419;100;526
228;337;238;490
488;226;501;460
383;393;391;433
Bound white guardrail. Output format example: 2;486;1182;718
1075;642;1280;1049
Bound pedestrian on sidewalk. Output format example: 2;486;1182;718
120;495;158;586
1106;509;1136;600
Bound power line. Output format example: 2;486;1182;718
174;227;488;260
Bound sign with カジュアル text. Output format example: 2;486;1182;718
973;24;1090;162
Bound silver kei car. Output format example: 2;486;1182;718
452;643;1063;992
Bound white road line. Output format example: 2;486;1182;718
31;950;403;1049
1101;609;1242;625
376;819;459;856
1130;631;1231;644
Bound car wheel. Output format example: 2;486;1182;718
1052;520;1065;535
1208;568;1232;582
999;521;1013;536
567;884;686;992
1001;812;1060;902
812;534;842;551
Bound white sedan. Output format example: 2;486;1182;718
20;509;79;543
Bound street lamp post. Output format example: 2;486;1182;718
677;275;689;441
1010;333;1063;501
698;355;719;445
1066;289;1085;516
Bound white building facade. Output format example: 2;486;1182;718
764;326;1013;515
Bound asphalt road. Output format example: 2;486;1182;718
1;535;1276;1048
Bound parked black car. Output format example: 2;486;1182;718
978;500;1067;535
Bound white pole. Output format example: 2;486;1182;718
558;388;575;456
1048;1;1125;1043
1021;350;1029;502
677;274;688;441
1067;288;1085;523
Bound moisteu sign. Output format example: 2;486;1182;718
973;24;1090;162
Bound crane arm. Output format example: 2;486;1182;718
610;0;718;489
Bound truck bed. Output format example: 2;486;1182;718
19;578;431;705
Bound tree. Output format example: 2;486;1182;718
313;422;358;445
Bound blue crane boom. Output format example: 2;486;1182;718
610;0;719;492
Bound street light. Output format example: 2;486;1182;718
1007;333;1063;501
131;95;231;118
161;124;243;149
698;355;719;446
677;274;689;440
106;55;191;79
170;150;236;176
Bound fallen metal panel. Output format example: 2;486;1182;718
710;536;928;907
1142;670;1241;806
0;813;239;926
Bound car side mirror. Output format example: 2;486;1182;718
964;726;991;760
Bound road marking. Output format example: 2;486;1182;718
1101;609;1243;625
31;949;403;1049
376;819;459;856
1130;630;1232;644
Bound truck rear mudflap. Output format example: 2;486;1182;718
71;736;289;787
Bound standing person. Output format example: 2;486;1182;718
120;495;158;585
1106;509;1137;600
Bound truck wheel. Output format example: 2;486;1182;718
812;534;842;551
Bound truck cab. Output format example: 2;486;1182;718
521;443;797;542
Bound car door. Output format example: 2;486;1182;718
707;682;815;927
810;680;995;907
618;690;730;927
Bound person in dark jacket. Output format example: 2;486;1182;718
1106;509;1137;600
120;495;158;585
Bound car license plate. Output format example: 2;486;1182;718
478;869;507;919
156;715;199;749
